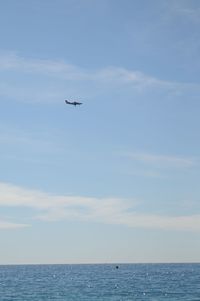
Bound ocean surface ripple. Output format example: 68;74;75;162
0;263;199;300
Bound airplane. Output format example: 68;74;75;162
65;100;82;106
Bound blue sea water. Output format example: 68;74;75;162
0;264;199;300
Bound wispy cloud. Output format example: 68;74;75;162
0;51;199;103
0;220;29;230
0;181;200;232
0;52;168;86
128;169;164;179
124;152;196;169
168;0;200;22
0;52;87;80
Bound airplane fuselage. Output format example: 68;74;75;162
65;100;82;106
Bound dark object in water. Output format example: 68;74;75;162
116;265;119;269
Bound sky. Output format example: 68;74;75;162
0;0;200;264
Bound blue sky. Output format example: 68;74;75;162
0;0;200;264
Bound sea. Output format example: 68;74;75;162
0;263;199;300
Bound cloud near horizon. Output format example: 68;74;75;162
0;182;200;232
